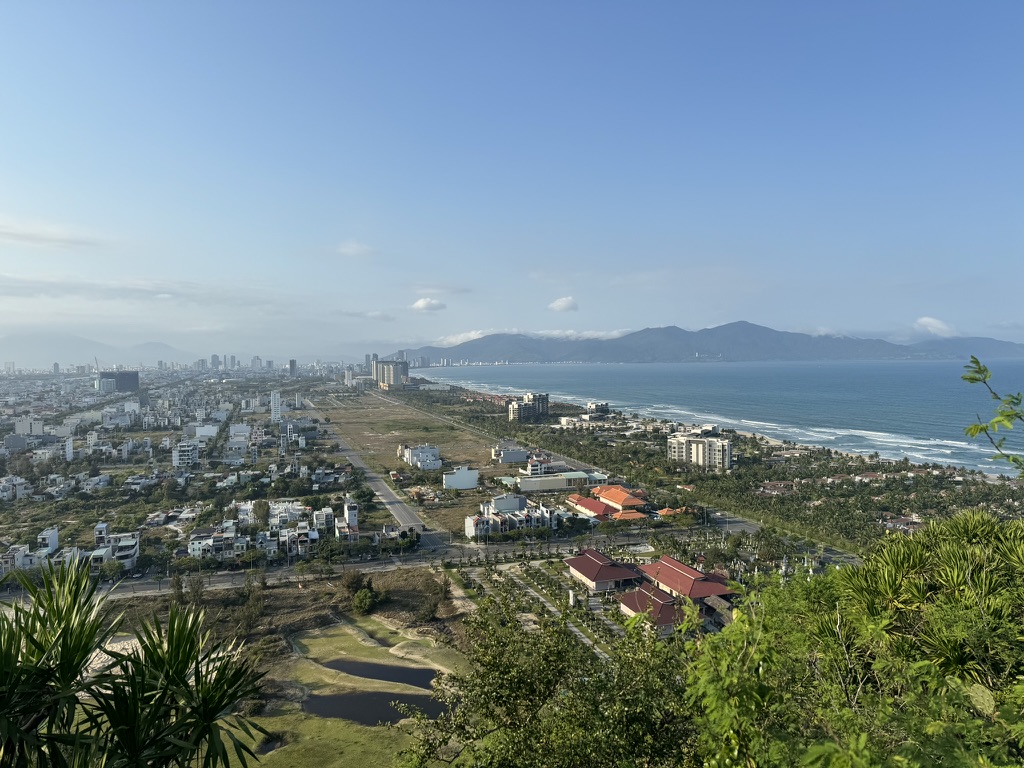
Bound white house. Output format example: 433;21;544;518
399;444;442;471
491;446;529;464
443;466;479;490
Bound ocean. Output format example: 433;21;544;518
420;359;1024;475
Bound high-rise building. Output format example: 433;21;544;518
53;362;60;375
266;360;274;371
289;359;297;377
230;355;236;369
211;354;220;370
508;393;550;422
667;434;732;470
375;360;409;390
270;390;282;423
98;371;140;392
250;356;262;369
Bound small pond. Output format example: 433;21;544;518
302;691;446;725
320;658;436;689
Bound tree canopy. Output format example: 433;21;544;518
403;510;1024;767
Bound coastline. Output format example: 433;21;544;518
417;360;1018;476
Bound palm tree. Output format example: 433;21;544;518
0;562;265;767
1;560;116;765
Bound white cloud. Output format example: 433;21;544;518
0;215;102;248
337;240;377;258
433;328;631;346
548;296;578;312
913;316;957;337
531;329;630;340
436;330;490;346
411;297;446;312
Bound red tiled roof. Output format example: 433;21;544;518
618;582;688;626
640;556;734;600
656;507;687;516
564;549;641;584
612;510;648;521
592;486;645;509
566;494;617;517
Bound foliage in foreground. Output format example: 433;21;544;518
0;562;265;767
964;357;1024;476
402;510;1024;767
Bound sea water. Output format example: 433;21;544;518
421;359;1024;475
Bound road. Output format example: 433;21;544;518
305;397;446;551
312;393;861;567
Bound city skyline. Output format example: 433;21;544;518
1;3;1021;353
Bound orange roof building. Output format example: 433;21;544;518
591;485;646;511
611;510;648;522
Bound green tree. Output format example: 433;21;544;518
99;559;125;583
963;356;1024;475
251;499;270;528
0;562;264;766
170;572;186;606
351;588;376;615
400;583;698;768
186;572;206;605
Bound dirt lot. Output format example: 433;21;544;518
322;393;496;472
318;393;514;534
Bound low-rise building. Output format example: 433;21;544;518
618;582;690;637
443;466;479;490
398;444;442;471
492;445;530;464
564;549;642;593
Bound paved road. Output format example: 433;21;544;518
306;397;446;550
313;393;861;567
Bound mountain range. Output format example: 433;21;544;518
3;323;1022;370
0;333;198;370
397;322;1024;364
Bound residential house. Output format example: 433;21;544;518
398;444;442;471
443;466;479;490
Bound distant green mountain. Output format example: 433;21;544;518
398;322;1024;364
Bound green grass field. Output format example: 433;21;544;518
250;616;465;765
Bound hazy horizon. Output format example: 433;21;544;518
2;320;1023;370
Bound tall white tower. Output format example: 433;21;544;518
270;390;282;423
345;499;359;530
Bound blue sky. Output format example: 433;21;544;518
1;2;1021;360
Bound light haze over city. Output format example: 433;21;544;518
1;3;1021;362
